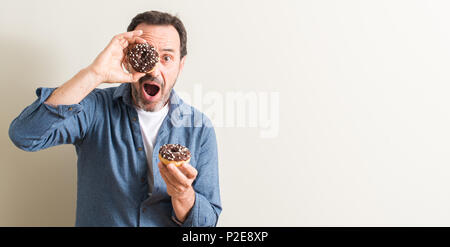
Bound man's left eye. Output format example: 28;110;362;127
163;55;172;62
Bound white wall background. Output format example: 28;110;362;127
1;0;450;226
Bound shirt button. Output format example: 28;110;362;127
132;117;137;121
142;208;147;213
68;107;73;111
137;147;143;151
141;177;145;183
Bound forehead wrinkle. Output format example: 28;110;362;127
141;32;178;46
135;24;181;55
141;36;179;56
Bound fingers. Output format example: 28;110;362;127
158;162;198;190
158;162;180;191
120;29;143;39
114;30;143;43
121;72;145;83
124;72;145;83
121;30;146;45
178;163;198;179
131;72;146;82
130;36;148;44
110;68;145;83
112;30;147;50
120;59;145;82
161;162;189;188
166;162;198;184
121;37;147;49
93;30;148;84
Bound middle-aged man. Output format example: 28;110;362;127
9;10;221;227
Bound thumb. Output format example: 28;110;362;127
131;72;146;82
116;71;145;83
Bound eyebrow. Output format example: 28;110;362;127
161;48;175;53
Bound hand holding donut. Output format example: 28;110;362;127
158;161;198;199
158;144;197;199
87;30;147;84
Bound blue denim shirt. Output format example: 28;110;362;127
9;83;221;227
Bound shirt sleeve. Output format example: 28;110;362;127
9;87;98;151
171;124;222;227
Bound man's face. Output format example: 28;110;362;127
129;24;186;112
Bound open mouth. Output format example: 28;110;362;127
143;83;160;97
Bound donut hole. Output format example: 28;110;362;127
141;51;149;58
127;43;159;73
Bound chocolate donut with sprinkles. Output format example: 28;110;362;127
158;144;191;167
125;43;159;73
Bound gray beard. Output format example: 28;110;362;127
131;71;179;112
131;83;172;112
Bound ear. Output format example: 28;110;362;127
179;55;186;73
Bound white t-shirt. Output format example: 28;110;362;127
135;104;169;191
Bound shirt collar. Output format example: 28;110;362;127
112;83;132;104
